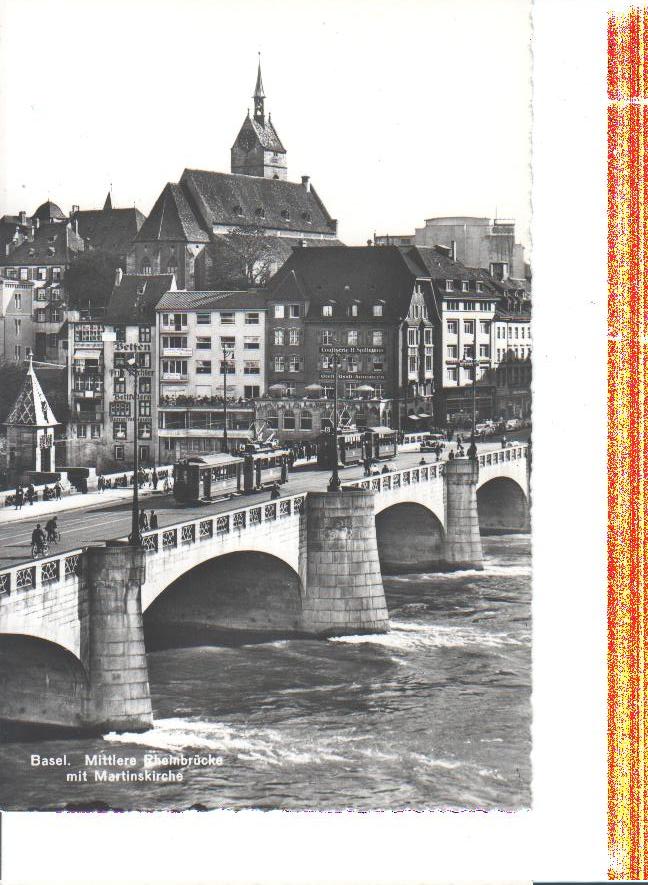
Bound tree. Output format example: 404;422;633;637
64;249;124;313
205;227;277;290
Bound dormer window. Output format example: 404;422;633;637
28;248;35;256
281;209;290;220
445;280;454;292
322;304;333;317
141;261;152;275
301;211;312;223
233;205;243;216
350;303;358;317
461;281;469;292
372;304;383;317
255;206;265;218
476;282;484;293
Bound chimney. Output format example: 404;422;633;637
19;210;27;225
71;204;79;215
450;239;457;261
114;267;123;287
301;175;311;193
34;217;40;229
73;219;79;235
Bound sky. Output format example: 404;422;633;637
0;0;531;250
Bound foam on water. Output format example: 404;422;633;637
328;621;527;651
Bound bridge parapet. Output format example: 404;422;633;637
342;461;444;494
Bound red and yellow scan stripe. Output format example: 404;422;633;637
608;7;648;878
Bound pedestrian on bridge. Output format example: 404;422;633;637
152;469;159;491
54;481;62;501
98;475;105;493
139;509;149;532
14;485;23;510
149;510;158;530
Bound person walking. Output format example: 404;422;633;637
501;434;507;449
14;485;23;510
98;475;104;493
27;483;35;505
139;509;149;532
270;482;281;500
152;469;159;491
149;510;158;530
31;523;46;555
54;481;62;501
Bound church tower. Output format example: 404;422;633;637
231;56;288;180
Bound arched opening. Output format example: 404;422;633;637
375;503;445;573
477;477;529;534
0;634;87;739
144;552;304;650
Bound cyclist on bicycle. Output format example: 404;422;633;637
31;524;46;555
45;517;59;543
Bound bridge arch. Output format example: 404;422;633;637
0;633;88;736
375;502;445;573
477;476;530;533
143;550;305;649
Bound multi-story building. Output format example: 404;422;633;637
0;279;36;362
66;273;175;470
493;295;532;420
155;290;266;459
70;192;145;264
262;245;437;436
129;60;340;291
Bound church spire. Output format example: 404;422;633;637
103;190;112;211
253;53;265;123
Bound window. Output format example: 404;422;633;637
139;326;151;343
425;354;433;371
219;360;235;374
162;313;187;328
162;359;188;376
447;320;458;335
521;328;526;339
255;206;265;218
350;303;358;317
113;420;127;439
424;328;433;345
139;400;151;417
322;330;335;345
480;321;491;334
372;355;384;371
220;336;235;349
244;336;260;349
514;327;519;339
244;385;260;398
196;312;211;325
244;361;260;374
139;377;151;394
479;302;491;312
14;319;21;335
321;355;335;370
447;345;458;359
274;329;284;346
508;327;513;337
245;312;260;325
162;335;188;349
288;329;300;346
372;330;384;346
408;329;417;347
196;337;212;349
283;410;296;430
288;356;301;372
463;301;476;311
114;445;125;461
20;267;28;281
462;281;469;292
321;385;335;399
464;320;475;335
114;377;126;395
463;344;475;359
322;304;333;317
14;293;21;310
110;402;131;417
289;305;300;319
447;367;458;381
141;261;152;275
347;356;359;373
347;330;358;346
344;382;358;397
267;413;279;430
445;299;460;311
274;305;285;319
445;280;454;292
220;312;235;324
138;420;152;440
408;355;417;372
300;410;312;430
273;356;285;372
479;344;490;358
372;304;383;317
476;282;484;293
37;267;46;281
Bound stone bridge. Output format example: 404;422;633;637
0;445;529;737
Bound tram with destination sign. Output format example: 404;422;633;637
316;429;365;469
173;453;244;503
364;426;398;461
241;444;290;493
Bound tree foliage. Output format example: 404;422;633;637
63;249;124;312
208;227;276;289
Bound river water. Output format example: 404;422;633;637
1;535;531;811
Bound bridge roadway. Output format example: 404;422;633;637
0;449;434;569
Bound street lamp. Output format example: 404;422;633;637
327;354;341;492
124;354;141;546
221;343;234;453
468;322;478;460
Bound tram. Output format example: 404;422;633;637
364;426;398;461
241;444;290;493
316;429;365;469
173;453;243;503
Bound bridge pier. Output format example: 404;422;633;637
443;458;484;570
82;545;153;733
301;490;389;636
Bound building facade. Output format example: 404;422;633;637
492;296;532;419
155;290;266;460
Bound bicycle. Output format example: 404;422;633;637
31;540;49;558
47;529;61;545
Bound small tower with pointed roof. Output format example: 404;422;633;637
231;55;288;180
4;354;60;478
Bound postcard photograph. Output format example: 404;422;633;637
0;0;532;814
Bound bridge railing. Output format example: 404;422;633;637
131;492;308;556
0;548;84;599
478;444;528;468
342;462;444;494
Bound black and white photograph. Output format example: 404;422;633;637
0;0;532;815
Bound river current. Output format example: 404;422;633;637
1;535;531;811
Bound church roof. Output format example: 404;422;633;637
181;169;336;236
33;200;66;222
71;206;145;255
5;357;59;428
250;117;285;152
135;183;211;244
105;273;176;324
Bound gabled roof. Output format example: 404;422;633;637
3;223;84;266
135;183;211;244
250;116;285;152
72;206;145;255
156;289;266;311
181;169;335;235
267;246;428;322
5;357;59;427
105;273;176;324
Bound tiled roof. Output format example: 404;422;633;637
33;200;66;222
2;223;84;266
267;246;427;322
72;207;144;255
135;183;211;244
105;273;176;324
156;289;266;311
409;246;483;283
181;169;336;235
251;117;285;152
5;358;59;427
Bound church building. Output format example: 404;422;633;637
128;59;340;291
